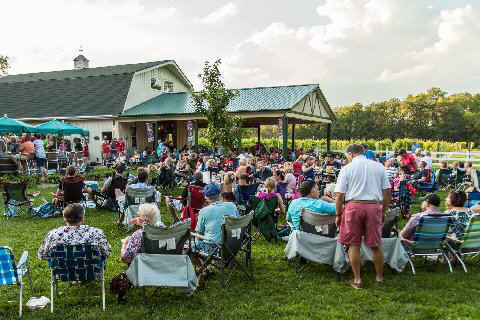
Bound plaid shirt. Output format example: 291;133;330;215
38;225;111;260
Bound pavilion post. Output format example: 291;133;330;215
153;121;158;151
257;125;261;145
282;115;288;161
326;123;331;152
292;120;296;159
194;120;199;153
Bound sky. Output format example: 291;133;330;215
2;0;480;107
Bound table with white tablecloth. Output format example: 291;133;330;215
285;230;410;273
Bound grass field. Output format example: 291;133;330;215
0;186;479;320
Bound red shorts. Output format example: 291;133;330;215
338;202;383;248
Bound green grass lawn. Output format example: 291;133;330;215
0;187;479;320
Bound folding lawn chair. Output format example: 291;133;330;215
126;220;197;302
192;213;253;287
0;247;34;317
48;243;106;313
416;170;438;193
446;215;480;273
122;185;156;230
402;215;453;275
466;192;480;208
46;152;60;172
0;155;19;175
57;177;87;211
391;180;411;219
299;208;337;238
1;181;33;218
437;168;452;190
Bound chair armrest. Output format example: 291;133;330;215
191;232;212;242
401;238;416;245
17;250;28;269
445;236;463;244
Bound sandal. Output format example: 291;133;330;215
375;280;385;287
347;279;363;290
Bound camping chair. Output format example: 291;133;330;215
123;185;156;230
294;209;338;273
299;208;337;238
0;247;34;317
191;213;253;287
466;192;480;208
46;152;59;172
402;215;453;275
0;155;19;175
56;177;87;210
48;243;106;313
416;170;438;193
437;168;452;190
235;183;259;214
181;185;205;231
446;215;480;273
1;181;33;218
126;220;197;302
382;207;401;238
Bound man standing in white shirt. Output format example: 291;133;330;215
335;144;391;289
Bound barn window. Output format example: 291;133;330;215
164;81;174;93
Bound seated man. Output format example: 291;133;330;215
301;156;315;180
166;171;206;222
400;193;441;241
286;180;336;230
254;160;272;182
38;203;111;260
116;169;160;225
193;183;239;254
87;163;127;210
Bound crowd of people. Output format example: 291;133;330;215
0;133;89;174
32;141;480;294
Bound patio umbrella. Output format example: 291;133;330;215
35;120;88;136
0;115;36;135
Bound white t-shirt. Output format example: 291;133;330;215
335;155;391;201
421;156;433;169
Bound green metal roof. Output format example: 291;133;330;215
122;84;320;116
0;60;171;83
0;60;194;119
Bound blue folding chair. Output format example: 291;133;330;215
466;192;480;208
48;244;106;313
402;215;453;274
235;183;259;214
416;170;438;193
0;247;34;317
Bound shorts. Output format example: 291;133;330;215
192;240;217;254
338;202;383;248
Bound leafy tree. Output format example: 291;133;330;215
193;59;242;152
0;55;9;75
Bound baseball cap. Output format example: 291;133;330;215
204;183;221;198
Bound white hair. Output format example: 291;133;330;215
138;203;162;227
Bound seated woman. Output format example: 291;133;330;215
52;165;84;206
250;177;285;241
392;165;411;191
120;203;164;264
38;203;111;260
283;162;300;200
445;191;479;241
286;180;336;230
220;171;235;201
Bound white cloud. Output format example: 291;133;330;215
1;0;178;74
197;2;238;25
376;64;432;82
